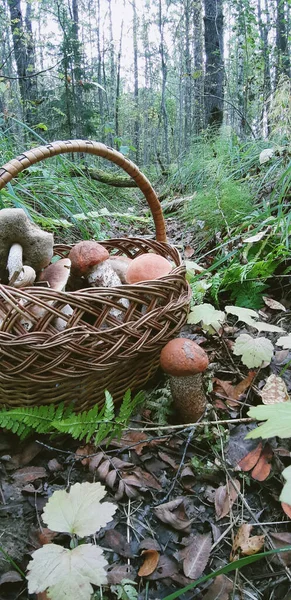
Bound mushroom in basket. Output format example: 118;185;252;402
0;208;53;285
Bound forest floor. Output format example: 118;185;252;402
1;206;291;600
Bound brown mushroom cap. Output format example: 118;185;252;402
126;253;172;284
68;241;109;276
160;338;209;377
38;258;71;291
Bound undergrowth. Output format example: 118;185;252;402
0;390;144;444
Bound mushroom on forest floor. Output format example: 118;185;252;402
160;338;209;423
0;208;53;284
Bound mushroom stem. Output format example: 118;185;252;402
7;243;23;284
169;373;207;423
13;266;36;288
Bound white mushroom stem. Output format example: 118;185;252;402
7;243;23;284
13;266;36;288
54;304;73;331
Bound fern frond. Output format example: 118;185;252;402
0;404;67;439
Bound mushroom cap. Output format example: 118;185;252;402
0;208;54;281
38;258;71;291
68;241;109;275
160;338;209;377
125;253;172;284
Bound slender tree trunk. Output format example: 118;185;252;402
158;0;169;165
184;0;192;146
115;19;123;144
257;0;271;135
203;0;224;129
275;0;290;85
132;0;140;163
96;0;104;141
107;0;115;146
71;0;83;137
8;0;38;123
193;0;204;134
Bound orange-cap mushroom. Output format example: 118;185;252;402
68;241;109;276
160;338;209;423
125;253;172;284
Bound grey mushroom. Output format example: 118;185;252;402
0;209;54;284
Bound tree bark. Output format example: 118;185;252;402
8;0;38;123
275;0;290;84
132;0;140;163
203;0;224;129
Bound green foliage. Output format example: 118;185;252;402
230;281;267;309
0;390;144;444
145;383;173;425
247;403;291;439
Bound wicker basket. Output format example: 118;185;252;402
0;140;191;410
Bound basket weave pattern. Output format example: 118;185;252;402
0;141;191;409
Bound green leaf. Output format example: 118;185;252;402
225;305;259;325
233;334;274;368
280;466;291;504
35;123;48;131
188;303;225;332
246;403;291;439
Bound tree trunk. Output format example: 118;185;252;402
203;0;224;129
158;0;170;165
275;0;290;84
184;0;192;146
132;0;140;163
8;0;38;123
193;0;204;134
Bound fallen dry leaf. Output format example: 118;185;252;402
158;451;178;469
146;555;178;580
261;374;289;404
281;502;291;519
139;538;161;551
103;530;133;558
107;565;136;585
184;245;195;258
251;444;273;481
238;442;263;472
179;533;212;579
111;431;155;455
154;498;192;532
202;574;233;599
138;549;160;576
214;372;255;407
36;594;50;600
38;528;58;546
75;444;95;466
270;532;291;565
215;479;240;520
263;297;286;312
47;459;63;473
180;466;196;489
12;466;47;485
0;571;22;585
230;524;265;561
7;441;42;470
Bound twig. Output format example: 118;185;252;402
127;417;254;433
152;428;195;506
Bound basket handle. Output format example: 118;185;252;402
0;139;167;242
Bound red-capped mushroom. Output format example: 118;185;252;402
68;241;109;276
160;338;209;423
125;253;172;284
